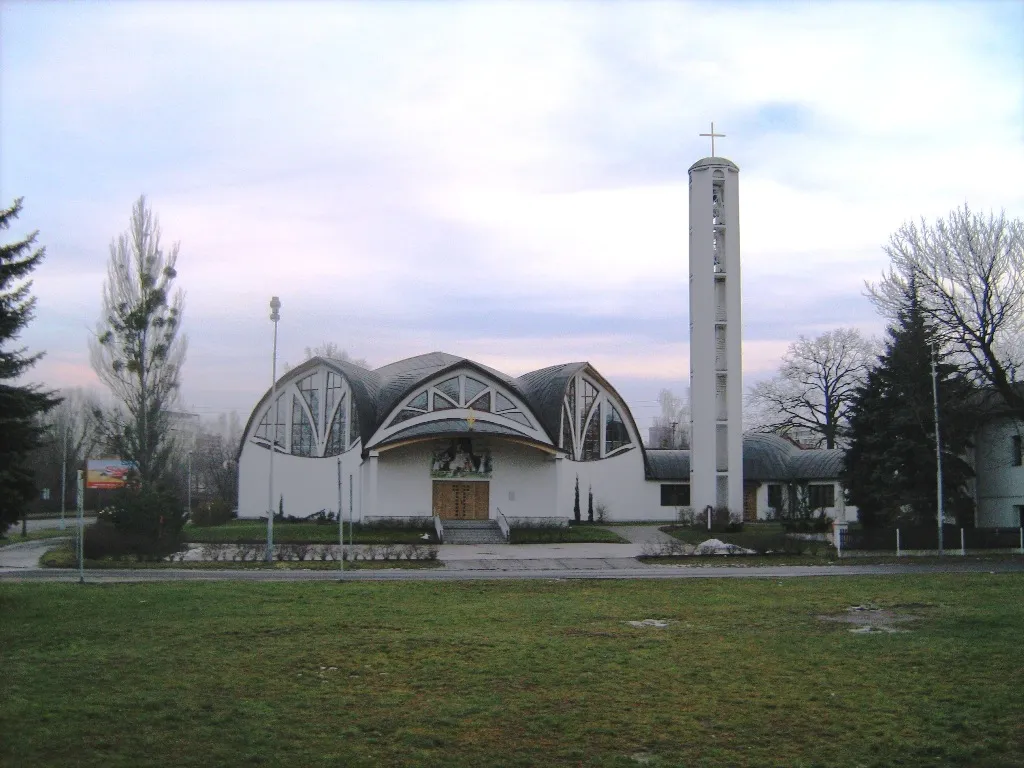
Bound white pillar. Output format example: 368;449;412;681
367;450;380;522
688;156;743;519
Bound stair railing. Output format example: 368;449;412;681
495;507;511;543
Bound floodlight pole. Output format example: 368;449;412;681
931;345;944;556
60;426;68;530
266;296;281;563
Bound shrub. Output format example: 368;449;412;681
92;486;187;560
190;499;236;527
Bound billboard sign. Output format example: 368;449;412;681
86;459;136;490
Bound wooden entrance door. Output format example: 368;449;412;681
743;482;759;522
433;481;490;520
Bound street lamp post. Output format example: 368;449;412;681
267;296;281;563
187;451;193;519
931;345;944;556
60;426;68;530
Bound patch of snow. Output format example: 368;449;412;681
626;619;669;628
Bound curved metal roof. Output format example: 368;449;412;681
742;433;795;479
645;450;690;480
643;434;845;482
516;361;587;441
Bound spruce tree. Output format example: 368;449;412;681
0;198;60;534
843;286;976;528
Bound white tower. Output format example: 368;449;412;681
688;133;743;519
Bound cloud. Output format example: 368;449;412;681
2;0;1022;423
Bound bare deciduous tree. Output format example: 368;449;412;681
867;205;1024;419
35;388;105;509
89;195;187;484
650;388;690;448
285;341;369;372
746;328;878;449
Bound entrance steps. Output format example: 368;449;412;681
440;519;507;545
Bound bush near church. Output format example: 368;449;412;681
190;498;236;527
86;484;187;560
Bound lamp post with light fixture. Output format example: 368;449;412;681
266;296;281;563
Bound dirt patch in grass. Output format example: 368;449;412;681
817;604;922;633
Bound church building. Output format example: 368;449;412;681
236;148;858;528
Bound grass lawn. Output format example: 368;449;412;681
2;576;1023;767
510;525;628;544
662;523;833;554
183;519;436;545
0;527;75;548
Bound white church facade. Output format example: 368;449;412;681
236;352;856;525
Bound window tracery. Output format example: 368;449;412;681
559;371;633;461
386;372;535;431
249;366;358;456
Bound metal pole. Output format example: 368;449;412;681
931;346;945;556
344;460;348;573
60;427;68;530
187;451;192;519
266;297;281;563
76;469;84;584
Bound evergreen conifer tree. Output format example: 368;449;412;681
843;285;976;528
0;198;60;534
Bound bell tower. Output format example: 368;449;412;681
688;125;743;519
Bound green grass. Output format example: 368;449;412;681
662;522;834;554
183;520;436;544
2;576;1022;767
0;527;76;548
510;524;628;544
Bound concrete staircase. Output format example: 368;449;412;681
440;519;507;545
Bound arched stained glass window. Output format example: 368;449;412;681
349;405;360;447
297;374;319;431
291;396;315;456
468;392;490;412
503;411;532;428
605;404;630;453
581;380;598;424
566;378;577;431
325;372;342;425
464;377;487;403
561;409;575;460
495;392;516;413
437;377;460;402
433;393;457;411
388;409;422;428
326;396;347;456
581;406;601;461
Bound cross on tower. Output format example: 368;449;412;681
699;122;725;157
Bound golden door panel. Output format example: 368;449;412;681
433;481;489;520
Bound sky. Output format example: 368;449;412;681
2;0;1023;431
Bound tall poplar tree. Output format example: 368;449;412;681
0;198;60;533
843;286;976;528
90;196;187;485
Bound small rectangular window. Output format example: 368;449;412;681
1012;435;1022;466
767;484;783;511
807;484;835;509
660;484;690;506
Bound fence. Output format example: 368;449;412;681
839;526;1024;554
